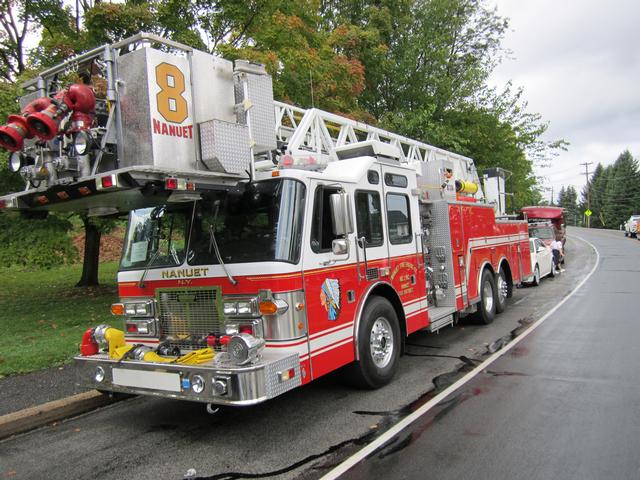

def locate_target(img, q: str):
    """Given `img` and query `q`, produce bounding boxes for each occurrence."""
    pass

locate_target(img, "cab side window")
[386,193,412,244]
[311,186,342,253]
[355,190,383,246]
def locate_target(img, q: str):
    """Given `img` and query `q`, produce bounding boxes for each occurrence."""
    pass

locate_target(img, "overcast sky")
[489,0,640,203]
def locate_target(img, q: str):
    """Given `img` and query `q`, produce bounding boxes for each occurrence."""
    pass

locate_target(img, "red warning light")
[165,178,178,190]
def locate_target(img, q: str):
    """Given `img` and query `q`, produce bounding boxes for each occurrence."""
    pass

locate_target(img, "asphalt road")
[0,229,597,480]
[337,227,640,480]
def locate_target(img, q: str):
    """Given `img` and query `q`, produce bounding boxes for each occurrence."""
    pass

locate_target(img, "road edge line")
[320,235,600,479]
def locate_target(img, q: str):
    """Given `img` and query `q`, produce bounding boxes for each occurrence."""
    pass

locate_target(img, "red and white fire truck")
[0,34,531,406]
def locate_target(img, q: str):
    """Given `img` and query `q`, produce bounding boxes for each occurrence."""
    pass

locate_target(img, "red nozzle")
[0,97,54,151]
[22,97,53,117]
[0,116,30,152]
[80,327,99,356]
[26,84,95,140]
[63,84,95,113]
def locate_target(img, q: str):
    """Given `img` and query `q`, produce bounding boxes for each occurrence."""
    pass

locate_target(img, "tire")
[532,265,541,286]
[346,297,401,389]
[476,268,497,325]
[495,266,509,314]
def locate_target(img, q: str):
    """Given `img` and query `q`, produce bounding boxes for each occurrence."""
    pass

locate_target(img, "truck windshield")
[119,178,306,270]
[120,205,190,270]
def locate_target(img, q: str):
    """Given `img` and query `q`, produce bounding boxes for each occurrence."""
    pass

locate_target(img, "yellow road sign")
[584,209,593,217]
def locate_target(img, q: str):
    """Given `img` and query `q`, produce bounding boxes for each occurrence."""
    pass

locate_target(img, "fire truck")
[0,34,531,407]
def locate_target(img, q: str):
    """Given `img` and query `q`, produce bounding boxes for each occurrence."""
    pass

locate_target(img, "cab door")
[302,180,359,379]
[380,165,427,333]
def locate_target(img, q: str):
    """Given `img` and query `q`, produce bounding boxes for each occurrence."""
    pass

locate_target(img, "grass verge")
[0,262,123,377]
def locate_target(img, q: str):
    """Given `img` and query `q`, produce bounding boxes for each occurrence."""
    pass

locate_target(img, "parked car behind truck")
[623,215,640,238]
[527,237,555,286]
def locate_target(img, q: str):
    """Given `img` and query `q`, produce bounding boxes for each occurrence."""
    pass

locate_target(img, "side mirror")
[330,192,354,236]
[537,246,546,253]
[332,238,349,256]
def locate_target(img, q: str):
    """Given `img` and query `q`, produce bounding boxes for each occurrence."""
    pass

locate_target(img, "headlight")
[223,297,259,317]
[9,152,23,172]
[191,375,205,394]
[120,300,154,317]
[223,302,237,316]
[135,303,150,315]
[227,333,265,365]
[237,302,253,315]
[95,366,105,383]
[73,131,89,155]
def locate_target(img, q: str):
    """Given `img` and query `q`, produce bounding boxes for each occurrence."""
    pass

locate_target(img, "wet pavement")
[0,229,598,480]
[339,227,640,480]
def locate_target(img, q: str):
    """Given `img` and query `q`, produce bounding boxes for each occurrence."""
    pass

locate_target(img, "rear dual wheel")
[495,266,510,314]
[476,268,497,325]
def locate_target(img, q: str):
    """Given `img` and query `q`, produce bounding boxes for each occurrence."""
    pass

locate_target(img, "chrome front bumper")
[74,351,301,406]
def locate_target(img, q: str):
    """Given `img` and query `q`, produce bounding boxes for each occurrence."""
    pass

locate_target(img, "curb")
[0,390,120,440]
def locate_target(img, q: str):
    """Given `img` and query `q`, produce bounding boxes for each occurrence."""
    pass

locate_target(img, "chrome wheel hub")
[497,274,508,302]
[370,317,394,368]
[483,282,494,312]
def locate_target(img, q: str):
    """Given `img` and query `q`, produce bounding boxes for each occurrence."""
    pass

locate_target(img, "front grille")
[156,287,224,351]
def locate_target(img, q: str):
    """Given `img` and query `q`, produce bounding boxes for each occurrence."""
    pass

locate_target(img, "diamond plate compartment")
[199,119,251,174]
[264,354,302,399]
[428,201,456,307]
[234,73,277,154]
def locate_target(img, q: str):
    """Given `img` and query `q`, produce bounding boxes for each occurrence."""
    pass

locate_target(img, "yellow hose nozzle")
[455,180,479,194]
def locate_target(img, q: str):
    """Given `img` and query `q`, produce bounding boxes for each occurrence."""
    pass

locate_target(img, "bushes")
[0,212,77,269]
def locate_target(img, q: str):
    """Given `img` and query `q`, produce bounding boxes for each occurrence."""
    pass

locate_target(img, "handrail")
[22,32,193,90]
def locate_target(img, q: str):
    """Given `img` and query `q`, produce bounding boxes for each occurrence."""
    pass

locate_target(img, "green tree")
[581,163,611,228]
[558,185,578,226]
[0,212,76,268]
[602,150,640,229]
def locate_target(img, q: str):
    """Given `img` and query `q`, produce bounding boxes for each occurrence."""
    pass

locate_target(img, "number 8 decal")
[155,62,188,123]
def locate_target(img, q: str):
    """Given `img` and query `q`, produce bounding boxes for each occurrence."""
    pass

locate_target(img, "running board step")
[428,313,455,333]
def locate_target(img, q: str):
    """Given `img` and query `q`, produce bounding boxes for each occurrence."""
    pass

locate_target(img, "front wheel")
[346,297,401,389]
[476,269,497,325]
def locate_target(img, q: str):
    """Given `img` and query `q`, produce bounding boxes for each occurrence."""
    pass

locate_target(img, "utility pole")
[580,162,593,228]
[550,185,554,205]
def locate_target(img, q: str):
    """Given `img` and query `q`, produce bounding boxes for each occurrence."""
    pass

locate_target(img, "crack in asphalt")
[486,370,529,377]
[189,430,378,480]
